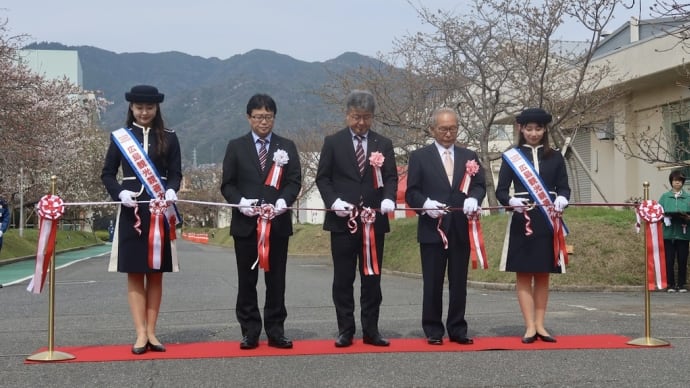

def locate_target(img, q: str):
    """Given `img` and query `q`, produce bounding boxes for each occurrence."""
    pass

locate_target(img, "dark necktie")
[258,138,267,171]
[355,135,365,176]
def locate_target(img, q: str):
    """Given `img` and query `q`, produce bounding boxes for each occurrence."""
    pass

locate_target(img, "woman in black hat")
[495,108,571,344]
[101,85,182,354]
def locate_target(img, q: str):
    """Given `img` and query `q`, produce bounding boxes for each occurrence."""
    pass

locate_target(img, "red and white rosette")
[549,209,569,272]
[459,159,480,195]
[27,195,64,294]
[254,204,276,272]
[467,211,489,269]
[264,149,289,189]
[360,207,380,276]
[147,198,168,270]
[636,200,668,290]
[369,152,385,189]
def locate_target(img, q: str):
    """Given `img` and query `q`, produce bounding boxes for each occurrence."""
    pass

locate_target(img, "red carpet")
[25,334,644,364]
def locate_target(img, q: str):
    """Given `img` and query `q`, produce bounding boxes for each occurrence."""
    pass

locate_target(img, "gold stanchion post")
[627,181,669,347]
[26,175,76,361]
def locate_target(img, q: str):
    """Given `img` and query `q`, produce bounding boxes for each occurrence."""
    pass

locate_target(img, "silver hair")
[346,90,376,113]
[429,107,459,127]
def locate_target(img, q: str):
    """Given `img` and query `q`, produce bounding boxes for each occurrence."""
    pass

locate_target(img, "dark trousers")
[664,239,689,289]
[233,234,289,339]
[420,225,470,339]
[330,231,384,338]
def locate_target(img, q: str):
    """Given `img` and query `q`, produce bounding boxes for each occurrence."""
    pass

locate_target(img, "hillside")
[25,42,385,165]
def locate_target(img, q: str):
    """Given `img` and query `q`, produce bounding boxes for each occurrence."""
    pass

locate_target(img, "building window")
[672,121,690,179]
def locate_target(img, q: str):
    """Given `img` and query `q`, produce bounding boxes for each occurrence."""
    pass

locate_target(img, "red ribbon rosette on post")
[459,159,479,195]
[27,195,65,294]
[254,204,276,272]
[636,200,667,290]
[467,212,489,269]
[360,207,380,276]
[147,199,168,270]
[369,152,385,189]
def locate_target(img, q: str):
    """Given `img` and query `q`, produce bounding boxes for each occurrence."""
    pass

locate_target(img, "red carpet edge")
[24,334,660,364]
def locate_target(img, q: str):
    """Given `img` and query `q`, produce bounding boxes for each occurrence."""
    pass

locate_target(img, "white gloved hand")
[463,197,479,215]
[664,216,672,227]
[238,197,259,217]
[380,199,395,214]
[165,189,177,203]
[553,195,569,212]
[274,198,288,216]
[423,198,447,219]
[0,230,3,238]
[331,198,354,218]
[508,197,529,213]
[118,190,137,208]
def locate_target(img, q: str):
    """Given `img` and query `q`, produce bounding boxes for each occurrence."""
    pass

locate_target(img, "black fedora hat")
[516,108,552,125]
[125,85,164,103]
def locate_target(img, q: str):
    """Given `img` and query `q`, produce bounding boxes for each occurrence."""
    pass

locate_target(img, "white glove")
[664,216,672,227]
[553,196,569,212]
[509,197,529,213]
[0,230,3,238]
[165,189,177,204]
[238,197,259,217]
[274,198,288,216]
[118,190,137,208]
[463,197,479,214]
[331,198,354,218]
[423,198,447,219]
[380,199,395,214]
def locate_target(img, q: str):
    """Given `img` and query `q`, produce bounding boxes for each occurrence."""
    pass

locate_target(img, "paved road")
[1,240,688,387]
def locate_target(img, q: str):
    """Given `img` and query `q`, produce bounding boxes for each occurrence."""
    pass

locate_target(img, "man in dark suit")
[316,90,398,348]
[405,107,486,345]
[221,94,302,350]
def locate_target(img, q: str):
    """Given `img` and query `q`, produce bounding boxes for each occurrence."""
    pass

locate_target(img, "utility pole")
[19,166,24,237]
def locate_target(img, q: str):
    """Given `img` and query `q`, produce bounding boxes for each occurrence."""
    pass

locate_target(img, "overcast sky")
[1,0,650,63]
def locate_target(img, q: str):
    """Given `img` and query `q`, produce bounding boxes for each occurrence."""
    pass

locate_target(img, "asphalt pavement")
[1,240,689,387]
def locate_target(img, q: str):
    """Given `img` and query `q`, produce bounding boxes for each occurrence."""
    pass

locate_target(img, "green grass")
[0,228,103,261]
[2,207,648,287]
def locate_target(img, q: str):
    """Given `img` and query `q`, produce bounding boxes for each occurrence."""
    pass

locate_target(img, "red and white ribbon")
[347,207,360,234]
[467,212,489,269]
[253,204,275,271]
[459,159,480,195]
[637,200,667,290]
[550,210,569,273]
[436,217,449,250]
[133,204,142,235]
[369,152,385,189]
[523,210,533,236]
[360,208,380,276]
[27,195,64,294]
[147,198,168,270]
[264,149,289,189]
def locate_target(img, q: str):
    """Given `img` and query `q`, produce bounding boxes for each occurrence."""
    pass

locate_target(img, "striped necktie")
[258,138,267,171]
[355,135,365,176]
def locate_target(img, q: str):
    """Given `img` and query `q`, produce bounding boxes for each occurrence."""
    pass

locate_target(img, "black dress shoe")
[131,344,147,355]
[240,336,259,350]
[449,336,474,345]
[427,337,443,345]
[334,334,353,348]
[268,336,293,349]
[147,341,166,352]
[363,335,390,347]
[537,333,557,343]
[521,334,537,344]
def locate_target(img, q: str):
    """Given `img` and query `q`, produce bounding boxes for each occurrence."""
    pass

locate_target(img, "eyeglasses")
[348,114,374,122]
[436,126,459,133]
[250,114,275,122]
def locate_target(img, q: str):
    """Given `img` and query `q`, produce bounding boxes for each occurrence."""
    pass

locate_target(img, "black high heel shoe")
[131,344,148,354]
[536,333,557,343]
[521,334,537,344]
[147,341,166,352]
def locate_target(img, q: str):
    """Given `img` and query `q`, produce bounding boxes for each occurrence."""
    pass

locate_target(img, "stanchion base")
[26,350,76,361]
[627,337,670,347]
